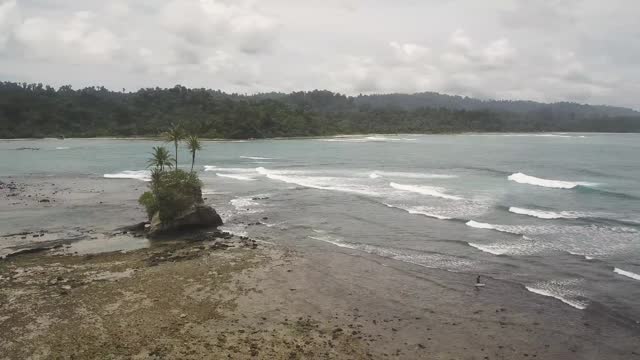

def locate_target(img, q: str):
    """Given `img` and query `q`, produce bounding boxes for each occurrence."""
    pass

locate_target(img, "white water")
[240,156,273,160]
[508,172,594,189]
[369,171,456,179]
[614,268,640,281]
[509,207,580,219]
[390,182,463,200]
[525,285,588,310]
[257,167,380,196]
[468,243,509,255]
[103,170,151,182]
[466,220,497,230]
[384,203,452,220]
[216,173,256,181]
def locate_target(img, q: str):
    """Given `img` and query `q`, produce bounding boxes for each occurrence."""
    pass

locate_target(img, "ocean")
[1,133,639,320]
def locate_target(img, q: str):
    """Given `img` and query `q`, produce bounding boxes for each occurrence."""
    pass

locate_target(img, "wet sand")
[1,176,640,359]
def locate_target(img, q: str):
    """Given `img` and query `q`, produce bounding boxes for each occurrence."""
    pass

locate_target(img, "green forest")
[1,82,639,139]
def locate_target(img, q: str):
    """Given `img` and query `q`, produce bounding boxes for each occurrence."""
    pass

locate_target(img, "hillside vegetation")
[1,82,639,138]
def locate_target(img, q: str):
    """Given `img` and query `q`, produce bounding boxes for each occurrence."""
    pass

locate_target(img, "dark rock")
[148,205,223,238]
[39,199,50,203]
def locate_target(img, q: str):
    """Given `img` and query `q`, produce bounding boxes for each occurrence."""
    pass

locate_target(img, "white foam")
[240,156,273,160]
[308,233,474,271]
[465,220,522,235]
[568,251,595,260]
[230,196,262,214]
[216,173,256,181]
[525,280,588,310]
[468,243,509,255]
[204,166,256,173]
[508,172,594,189]
[465,220,496,230]
[614,268,640,281]
[219,224,248,237]
[509,207,580,220]
[103,170,151,182]
[308,235,357,249]
[370,171,456,179]
[55,146,70,150]
[390,182,463,200]
[384,203,452,220]
[258,167,380,196]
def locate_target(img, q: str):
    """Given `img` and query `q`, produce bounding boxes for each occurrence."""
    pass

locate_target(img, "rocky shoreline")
[2,176,640,359]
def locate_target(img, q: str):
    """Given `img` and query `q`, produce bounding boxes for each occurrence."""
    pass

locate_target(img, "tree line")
[1,82,639,139]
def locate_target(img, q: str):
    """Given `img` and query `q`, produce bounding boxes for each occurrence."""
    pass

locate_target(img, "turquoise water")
[2,133,640,319]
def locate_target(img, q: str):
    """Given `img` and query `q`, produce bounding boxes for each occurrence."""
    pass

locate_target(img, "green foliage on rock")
[138,134,206,224]
[138,191,158,220]
[139,168,203,223]
[156,169,203,222]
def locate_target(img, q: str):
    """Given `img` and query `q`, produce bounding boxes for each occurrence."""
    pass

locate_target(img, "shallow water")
[2,133,640,320]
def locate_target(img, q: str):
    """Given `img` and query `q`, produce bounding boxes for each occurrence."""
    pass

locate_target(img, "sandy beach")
[1,176,640,359]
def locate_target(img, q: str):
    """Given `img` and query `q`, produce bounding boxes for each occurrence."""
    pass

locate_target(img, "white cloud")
[0,0,18,50]
[12,11,121,63]
[159,0,277,54]
[390,42,430,64]
[0,0,637,108]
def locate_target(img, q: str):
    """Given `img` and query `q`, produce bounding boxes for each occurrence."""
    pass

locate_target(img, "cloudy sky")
[1,0,639,108]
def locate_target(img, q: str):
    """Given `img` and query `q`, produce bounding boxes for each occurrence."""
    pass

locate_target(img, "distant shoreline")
[1,131,639,142]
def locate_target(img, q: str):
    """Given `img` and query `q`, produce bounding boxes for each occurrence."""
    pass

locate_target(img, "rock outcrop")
[148,204,223,238]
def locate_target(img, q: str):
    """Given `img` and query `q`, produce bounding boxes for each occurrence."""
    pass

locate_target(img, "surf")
[383,203,452,220]
[103,170,151,182]
[525,285,588,310]
[240,156,273,160]
[216,173,256,181]
[508,172,596,189]
[390,182,463,200]
[613,268,640,281]
[509,207,580,220]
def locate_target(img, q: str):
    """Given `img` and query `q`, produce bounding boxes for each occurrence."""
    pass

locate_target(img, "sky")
[0,0,639,109]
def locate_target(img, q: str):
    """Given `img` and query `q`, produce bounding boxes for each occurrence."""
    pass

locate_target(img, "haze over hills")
[1,81,639,139]
[253,91,640,117]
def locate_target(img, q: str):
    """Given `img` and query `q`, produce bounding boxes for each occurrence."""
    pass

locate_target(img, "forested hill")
[1,82,639,139]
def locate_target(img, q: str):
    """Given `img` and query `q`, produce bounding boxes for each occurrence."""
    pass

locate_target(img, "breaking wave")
[369,171,456,179]
[508,172,596,189]
[468,243,509,255]
[613,268,640,281]
[240,156,273,160]
[465,220,522,235]
[204,166,256,173]
[308,232,474,271]
[525,280,589,310]
[216,173,256,181]
[257,167,380,196]
[103,170,150,182]
[383,203,452,220]
[509,207,581,220]
[390,182,463,200]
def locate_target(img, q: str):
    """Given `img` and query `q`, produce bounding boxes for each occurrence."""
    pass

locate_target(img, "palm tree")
[185,135,202,172]
[147,146,174,172]
[163,124,184,169]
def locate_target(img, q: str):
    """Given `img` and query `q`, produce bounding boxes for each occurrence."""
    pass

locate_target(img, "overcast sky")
[1,0,639,108]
